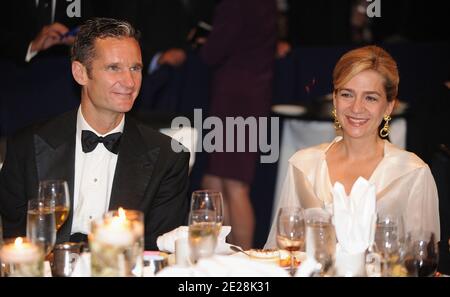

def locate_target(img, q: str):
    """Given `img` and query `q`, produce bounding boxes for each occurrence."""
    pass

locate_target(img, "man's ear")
[72,61,89,86]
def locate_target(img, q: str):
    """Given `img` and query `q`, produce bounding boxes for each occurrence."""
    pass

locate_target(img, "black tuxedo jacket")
[0,109,190,250]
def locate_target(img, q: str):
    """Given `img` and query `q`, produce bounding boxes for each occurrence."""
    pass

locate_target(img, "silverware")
[229,245,250,256]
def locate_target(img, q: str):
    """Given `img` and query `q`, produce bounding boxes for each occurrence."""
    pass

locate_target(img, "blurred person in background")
[198,0,277,249]
[0,0,93,64]
[93,0,190,75]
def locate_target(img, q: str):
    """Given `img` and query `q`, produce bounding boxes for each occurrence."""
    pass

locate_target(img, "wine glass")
[26,198,56,257]
[39,180,70,231]
[305,208,336,276]
[276,207,305,276]
[374,213,405,276]
[191,190,224,236]
[404,230,439,277]
[188,208,219,264]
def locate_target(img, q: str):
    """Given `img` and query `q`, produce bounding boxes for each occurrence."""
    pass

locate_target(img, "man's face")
[82,37,143,115]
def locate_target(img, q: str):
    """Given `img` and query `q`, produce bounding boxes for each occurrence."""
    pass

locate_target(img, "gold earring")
[379,115,391,138]
[332,108,341,130]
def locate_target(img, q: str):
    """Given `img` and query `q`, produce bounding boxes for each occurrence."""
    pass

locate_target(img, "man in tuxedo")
[0,18,190,250]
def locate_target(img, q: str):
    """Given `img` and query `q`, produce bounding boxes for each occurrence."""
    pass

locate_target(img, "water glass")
[305,208,336,276]
[27,198,56,257]
[188,208,218,264]
[375,213,406,276]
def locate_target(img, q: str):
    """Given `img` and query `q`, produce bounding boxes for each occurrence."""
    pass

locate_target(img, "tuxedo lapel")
[109,116,160,211]
[34,110,77,242]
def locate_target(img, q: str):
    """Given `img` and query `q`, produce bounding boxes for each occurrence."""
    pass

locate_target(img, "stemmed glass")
[374,214,405,276]
[404,230,439,277]
[188,191,222,263]
[191,190,224,236]
[305,208,336,276]
[38,180,70,231]
[26,198,56,258]
[276,207,305,276]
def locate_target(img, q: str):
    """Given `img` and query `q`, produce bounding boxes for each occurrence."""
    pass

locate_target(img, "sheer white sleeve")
[404,166,441,241]
[264,163,324,249]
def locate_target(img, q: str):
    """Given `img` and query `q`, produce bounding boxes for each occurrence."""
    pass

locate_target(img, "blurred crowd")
[1,0,448,67]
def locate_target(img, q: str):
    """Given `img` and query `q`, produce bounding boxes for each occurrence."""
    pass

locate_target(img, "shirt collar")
[77,107,125,136]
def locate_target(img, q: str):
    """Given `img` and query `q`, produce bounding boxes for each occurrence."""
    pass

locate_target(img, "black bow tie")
[81,130,122,154]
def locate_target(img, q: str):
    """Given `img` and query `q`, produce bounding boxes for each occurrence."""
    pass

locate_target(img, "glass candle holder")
[89,208,142,277]
[0,237,44,277]
[104,208,144,276]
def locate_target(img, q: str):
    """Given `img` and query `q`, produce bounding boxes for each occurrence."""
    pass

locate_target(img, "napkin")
[294,258,322,277]
[156,255,289,277]
[332,177,376,254]
[156,226,232,254]
[70,253,91,277]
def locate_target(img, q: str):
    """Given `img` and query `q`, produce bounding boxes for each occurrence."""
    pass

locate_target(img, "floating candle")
[0,237,41,264]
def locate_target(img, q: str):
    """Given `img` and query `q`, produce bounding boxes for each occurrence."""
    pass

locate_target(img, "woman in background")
[200,0,276,249]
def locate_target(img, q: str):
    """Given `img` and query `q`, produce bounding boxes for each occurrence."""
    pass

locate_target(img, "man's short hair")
[71,18,140,75]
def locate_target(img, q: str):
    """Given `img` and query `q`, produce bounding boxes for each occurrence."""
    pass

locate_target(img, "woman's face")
[333,69,395,140]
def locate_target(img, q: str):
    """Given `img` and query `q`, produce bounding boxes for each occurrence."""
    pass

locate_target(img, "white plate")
[230,249,307,261]
[271,104,307,116]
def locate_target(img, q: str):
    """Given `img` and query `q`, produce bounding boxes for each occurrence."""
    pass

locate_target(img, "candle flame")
[118,207,126,219]
[109,207,128,228]
[15,237,23,247]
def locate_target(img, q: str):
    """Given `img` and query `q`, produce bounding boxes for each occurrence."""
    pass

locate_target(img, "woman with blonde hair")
[265,45,440,248]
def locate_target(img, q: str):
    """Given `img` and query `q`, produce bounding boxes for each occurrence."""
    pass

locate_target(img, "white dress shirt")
[71,107,125,235]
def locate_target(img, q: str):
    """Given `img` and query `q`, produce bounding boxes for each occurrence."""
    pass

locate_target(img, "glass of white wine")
[26,198,56,257]
[188,191,221,264]
[39,180,70,231]
[276,207,305,276]
[191,190,223,236]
